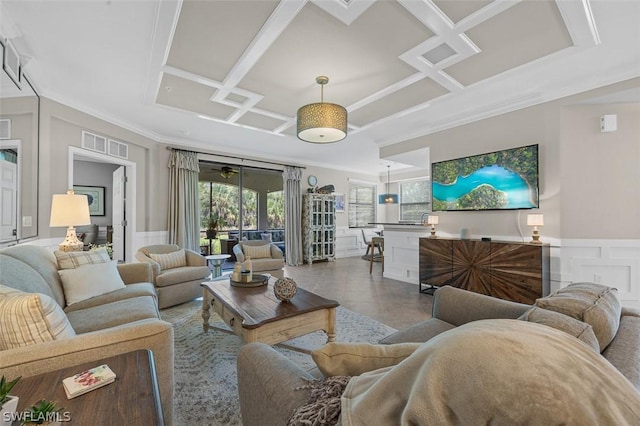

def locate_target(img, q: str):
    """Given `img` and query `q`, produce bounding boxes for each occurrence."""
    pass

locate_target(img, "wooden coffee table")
[201,278,339,346]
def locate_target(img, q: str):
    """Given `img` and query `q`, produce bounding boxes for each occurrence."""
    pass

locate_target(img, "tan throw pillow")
[149,249,187,270]
[243,244,271,259]
[55,248,111,270]
[518,307,599,353]
[311,342,422,377]
[534,283,621,352]
[58,260,126,305]
[0,284,76,350]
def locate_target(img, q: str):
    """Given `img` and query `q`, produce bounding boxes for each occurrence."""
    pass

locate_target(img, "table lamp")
[527,213,544,244]
[427,215,439,238]
[50,189,91,252]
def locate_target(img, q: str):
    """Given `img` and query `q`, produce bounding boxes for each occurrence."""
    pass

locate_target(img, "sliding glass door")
[198,162,284,256]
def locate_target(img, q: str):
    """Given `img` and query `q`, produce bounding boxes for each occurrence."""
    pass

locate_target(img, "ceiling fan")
[220,166,239,179]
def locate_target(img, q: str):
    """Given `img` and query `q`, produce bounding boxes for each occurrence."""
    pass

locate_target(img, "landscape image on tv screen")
[431,144,539,211]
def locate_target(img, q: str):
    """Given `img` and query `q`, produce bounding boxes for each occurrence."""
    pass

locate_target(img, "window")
[400,179,430,222]
[348,181,376,227]
[267,190,284,229]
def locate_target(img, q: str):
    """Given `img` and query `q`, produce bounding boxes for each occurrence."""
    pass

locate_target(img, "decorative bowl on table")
[230,274,270,288]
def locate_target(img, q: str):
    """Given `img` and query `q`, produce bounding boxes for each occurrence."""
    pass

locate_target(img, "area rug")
[160,299,396,425]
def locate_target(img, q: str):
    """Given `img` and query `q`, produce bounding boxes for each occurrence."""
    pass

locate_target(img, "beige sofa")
[233,240,285,278]
[135,244,210,309]
[237,284,640,425]
[0,245,174,424]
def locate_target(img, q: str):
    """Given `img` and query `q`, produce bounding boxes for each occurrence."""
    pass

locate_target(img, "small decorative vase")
[274,277,297,302]
[1,395,19,426]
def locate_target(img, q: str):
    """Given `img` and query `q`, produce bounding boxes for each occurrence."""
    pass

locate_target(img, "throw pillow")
[0,284,76,350]
[260,233,272,242]
[149,249,187,270]
[534,282,621,351]
[55,248,111,270]
[243,244,272,259]
[518,307,599,353]
[311,342,422,377]
[58,260,126,306]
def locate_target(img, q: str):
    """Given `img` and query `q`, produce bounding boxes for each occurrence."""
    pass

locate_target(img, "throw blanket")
[341,319,640,426]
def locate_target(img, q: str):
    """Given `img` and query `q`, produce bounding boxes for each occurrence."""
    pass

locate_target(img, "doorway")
[68,147,136,262]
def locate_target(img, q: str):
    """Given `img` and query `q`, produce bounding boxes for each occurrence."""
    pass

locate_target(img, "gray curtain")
[283,166,303,266]
[168,150,200,251]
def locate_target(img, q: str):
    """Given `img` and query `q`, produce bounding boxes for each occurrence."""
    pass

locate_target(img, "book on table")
[62,364,116,399]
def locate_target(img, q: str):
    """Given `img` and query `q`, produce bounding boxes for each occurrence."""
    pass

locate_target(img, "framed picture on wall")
[74,185,106,216]
[334,193,345,213]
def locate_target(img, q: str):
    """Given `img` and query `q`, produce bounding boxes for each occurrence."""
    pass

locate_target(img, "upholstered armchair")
[233,240,285,278]
[135,244,210,308]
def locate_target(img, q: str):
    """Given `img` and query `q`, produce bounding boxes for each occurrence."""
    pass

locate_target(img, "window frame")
[399,178,431,222]
[347,179,377,228]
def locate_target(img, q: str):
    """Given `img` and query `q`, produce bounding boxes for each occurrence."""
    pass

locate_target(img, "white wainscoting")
[559,239,640,308]
[335,226,369,259]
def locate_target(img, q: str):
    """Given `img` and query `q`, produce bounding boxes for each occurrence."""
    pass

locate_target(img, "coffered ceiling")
[1,0,638,175]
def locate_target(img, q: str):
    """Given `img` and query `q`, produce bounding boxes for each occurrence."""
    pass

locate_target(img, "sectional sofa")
[238,284,640,425]
[0,245,174,424]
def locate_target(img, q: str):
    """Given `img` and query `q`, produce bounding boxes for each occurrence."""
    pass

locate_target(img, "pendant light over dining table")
[297,76,347,143]
[379,165,398,204]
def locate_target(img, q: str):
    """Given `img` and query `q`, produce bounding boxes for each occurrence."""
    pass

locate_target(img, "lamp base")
[430,227,437,238]
[59,226,84,252]
[530,229,542,244]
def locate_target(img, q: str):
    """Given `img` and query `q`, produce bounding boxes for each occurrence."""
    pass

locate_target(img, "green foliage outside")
[198,182,285,254]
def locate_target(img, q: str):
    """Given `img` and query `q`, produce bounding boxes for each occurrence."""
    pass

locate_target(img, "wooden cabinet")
[419,238,550,304]
[302,194,336,264]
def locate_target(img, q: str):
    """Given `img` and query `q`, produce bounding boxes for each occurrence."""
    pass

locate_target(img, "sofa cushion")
[0,285,76,349]
[342,319,640,426]
[58,261,126,306]
[65,295,160,333]
[0,245,66,307]
[518,307,599,353]
[243,243,272,259]
[535,282,621,351]
[155,265,210,287]
[54,248,110,270]
[149,249,187,270]
[64,282,157,313]
[251,258,285,272]
[311,342,421,377]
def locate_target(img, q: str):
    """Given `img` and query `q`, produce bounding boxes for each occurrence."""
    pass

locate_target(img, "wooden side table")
[10,350,164,425]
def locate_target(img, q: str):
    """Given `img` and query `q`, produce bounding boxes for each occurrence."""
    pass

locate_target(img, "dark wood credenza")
[419,238,550,304]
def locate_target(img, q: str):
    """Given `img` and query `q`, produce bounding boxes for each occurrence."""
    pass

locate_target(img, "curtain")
[283,166,303,266]
[168,150,200,251]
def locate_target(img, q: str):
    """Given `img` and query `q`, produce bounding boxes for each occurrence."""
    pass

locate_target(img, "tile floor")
[282,256,433,330]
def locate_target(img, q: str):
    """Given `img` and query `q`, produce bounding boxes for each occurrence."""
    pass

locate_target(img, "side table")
[9,350,164,425]
[205,254,231,278]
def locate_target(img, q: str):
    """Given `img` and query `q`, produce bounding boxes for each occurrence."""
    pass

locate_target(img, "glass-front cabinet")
[302,193,335,264]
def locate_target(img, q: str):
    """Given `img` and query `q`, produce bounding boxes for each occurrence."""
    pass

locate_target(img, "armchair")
[135,244,210,308]
[233,240,284,278]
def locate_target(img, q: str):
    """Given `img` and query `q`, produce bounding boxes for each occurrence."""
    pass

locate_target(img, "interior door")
[112,166,126,262]
[0,158,18,241]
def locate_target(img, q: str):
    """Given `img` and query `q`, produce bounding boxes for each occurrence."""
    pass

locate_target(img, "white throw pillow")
[243,244,271,259]
[59,260,126,306]
[149,249,187,270]
[0,284,76,350]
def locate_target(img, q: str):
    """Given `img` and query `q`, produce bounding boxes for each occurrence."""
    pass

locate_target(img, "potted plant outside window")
[1,376,21,426]
[206,216,219,240]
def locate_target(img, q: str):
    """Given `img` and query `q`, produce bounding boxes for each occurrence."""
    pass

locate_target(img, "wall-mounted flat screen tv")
[431,144,539,211]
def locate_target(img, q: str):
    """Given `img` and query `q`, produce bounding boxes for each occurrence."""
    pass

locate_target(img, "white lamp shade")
[50,190,91,227]
[527,214,544,227]
[427,215,439,225]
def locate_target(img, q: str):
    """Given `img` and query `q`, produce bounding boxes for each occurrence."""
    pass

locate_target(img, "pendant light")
[297,76,347,143]
[378,165,398,204]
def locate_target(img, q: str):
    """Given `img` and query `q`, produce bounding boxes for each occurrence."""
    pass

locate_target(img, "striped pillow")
[149,249,187,270]
[243,244,272,259]
[55,248,111,270]
[0,285,76,350]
